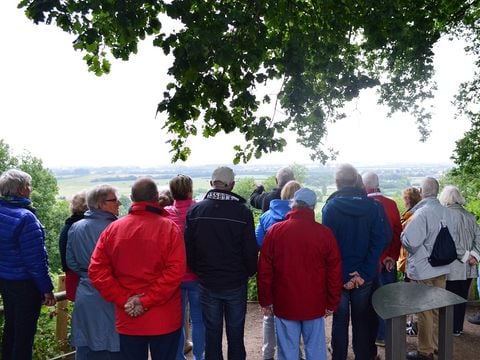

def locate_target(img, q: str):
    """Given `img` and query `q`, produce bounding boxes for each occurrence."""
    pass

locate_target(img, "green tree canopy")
[17,0,480,163]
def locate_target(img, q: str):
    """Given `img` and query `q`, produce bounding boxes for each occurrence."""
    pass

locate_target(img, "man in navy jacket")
[185,166,258,360]
[322,164,389,360]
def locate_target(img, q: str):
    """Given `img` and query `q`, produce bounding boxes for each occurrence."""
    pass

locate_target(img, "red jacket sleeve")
[382,203,402,261]
[89,228,131,307]
[257,231,274,307]
[324,228,343,311]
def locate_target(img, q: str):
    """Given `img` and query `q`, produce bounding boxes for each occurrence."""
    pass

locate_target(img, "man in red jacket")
[257,188,343,360]
[89,177,186,360]
[362,171,402,350]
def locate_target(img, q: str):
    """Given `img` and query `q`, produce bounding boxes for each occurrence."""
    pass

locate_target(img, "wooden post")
[55,274,69,352]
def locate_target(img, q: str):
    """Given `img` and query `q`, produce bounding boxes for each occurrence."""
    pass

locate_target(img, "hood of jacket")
[268,199,292,221]
[325,187,372,218]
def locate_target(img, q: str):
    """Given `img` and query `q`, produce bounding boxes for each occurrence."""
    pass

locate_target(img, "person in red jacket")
[257,188,343,360]
[89,177,186,360]
[362,171,402,350]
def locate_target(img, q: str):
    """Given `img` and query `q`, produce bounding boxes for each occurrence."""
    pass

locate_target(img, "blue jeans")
[374,266,397,341]
[275,316,326,360]
[0,279,42,360]
[199,284,247,360]
[119,329,181,360]
[331,281,374,360]
[176,281,205,360]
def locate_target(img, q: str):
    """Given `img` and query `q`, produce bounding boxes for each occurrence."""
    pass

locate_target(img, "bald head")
[131,177,159,203]
[335,163,358,189]
[362,172,379,191]
[421,177,439,198]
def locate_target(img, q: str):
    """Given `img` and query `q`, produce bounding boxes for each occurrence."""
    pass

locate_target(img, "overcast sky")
[0,3,475,169]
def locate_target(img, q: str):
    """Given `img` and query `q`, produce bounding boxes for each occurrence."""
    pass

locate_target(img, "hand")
[261,305,273,316]
[43,292,56,306]
[124,294,145,317]
[468,255,478,266]
[383,257,395,272]
[255,184,265,193]
[348,272,365,288]
[343,280,355,290]
[325,309,334,317]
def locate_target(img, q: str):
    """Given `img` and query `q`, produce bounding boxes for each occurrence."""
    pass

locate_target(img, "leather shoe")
[406,350,433,360]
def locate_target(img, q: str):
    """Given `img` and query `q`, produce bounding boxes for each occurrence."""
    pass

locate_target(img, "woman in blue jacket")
[0,169,56,360]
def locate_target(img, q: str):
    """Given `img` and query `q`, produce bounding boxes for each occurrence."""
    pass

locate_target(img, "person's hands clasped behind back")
[124,294,145,317]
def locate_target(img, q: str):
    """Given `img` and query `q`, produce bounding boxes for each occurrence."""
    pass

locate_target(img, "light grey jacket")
[444,203,480,281]
[401,197,453,281]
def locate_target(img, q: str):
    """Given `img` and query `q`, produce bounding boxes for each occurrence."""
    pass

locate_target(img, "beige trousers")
[415,275,447,355]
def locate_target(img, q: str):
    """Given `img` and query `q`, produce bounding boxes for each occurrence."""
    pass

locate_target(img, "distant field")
[56,175,213,199]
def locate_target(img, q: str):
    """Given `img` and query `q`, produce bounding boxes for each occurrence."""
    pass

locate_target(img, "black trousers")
[446,278,472,332]
[0,279,42,360]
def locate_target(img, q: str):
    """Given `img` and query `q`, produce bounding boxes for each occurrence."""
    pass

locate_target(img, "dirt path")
[187,303,480,359]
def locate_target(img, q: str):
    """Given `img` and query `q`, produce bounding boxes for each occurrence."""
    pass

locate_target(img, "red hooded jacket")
[89,202,186,335]
[257,207,343,320]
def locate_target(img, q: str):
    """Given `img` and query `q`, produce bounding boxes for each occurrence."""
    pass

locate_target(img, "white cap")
[211,166,235,186]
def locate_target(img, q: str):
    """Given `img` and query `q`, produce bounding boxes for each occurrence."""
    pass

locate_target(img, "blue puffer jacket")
[255,199,291,247]
[0,196,54,293]
[322,187,390,283]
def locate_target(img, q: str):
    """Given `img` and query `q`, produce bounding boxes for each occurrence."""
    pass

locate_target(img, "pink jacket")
[165,199,197,282]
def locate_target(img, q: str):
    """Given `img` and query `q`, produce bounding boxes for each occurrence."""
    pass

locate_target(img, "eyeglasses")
[105,198,121,203]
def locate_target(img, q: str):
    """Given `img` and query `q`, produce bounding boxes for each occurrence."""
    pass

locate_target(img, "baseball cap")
[211,166,235,185]
[293,188,317,207]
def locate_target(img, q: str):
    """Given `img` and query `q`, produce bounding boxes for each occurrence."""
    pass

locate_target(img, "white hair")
[335,163,358,189]
[276,167,295,187]
[362,172,379,190]
[86,184,118,209]
[421,177,439,198]
[0,169,32,197]
[439,185,465,206]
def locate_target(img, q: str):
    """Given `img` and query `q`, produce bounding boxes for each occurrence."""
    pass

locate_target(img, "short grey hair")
[276,167,295,187]
[290,199,316,210]
[86,184,118,210]
[362,172,379,190]
[439,185,465,206]
[70,190,88,215]
[421,177,439,198]
[131,177,158,202]
[335,163,358,189]
[0,169,32,197]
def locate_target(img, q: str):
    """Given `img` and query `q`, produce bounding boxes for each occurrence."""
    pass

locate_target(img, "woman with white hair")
[0,169,56,359]
[439,185,480,336]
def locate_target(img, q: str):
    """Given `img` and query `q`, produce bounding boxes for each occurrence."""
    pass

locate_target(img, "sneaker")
[453,330,462,336]
[375,339,385,347]
[406,320,418,336]
[406,350,434,360]
[467,312,480,325]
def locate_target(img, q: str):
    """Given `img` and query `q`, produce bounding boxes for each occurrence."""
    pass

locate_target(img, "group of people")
[0,164,479,360]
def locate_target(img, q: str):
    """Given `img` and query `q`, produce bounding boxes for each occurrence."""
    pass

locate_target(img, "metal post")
[385,315,406,360]
[438,305,454,360]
